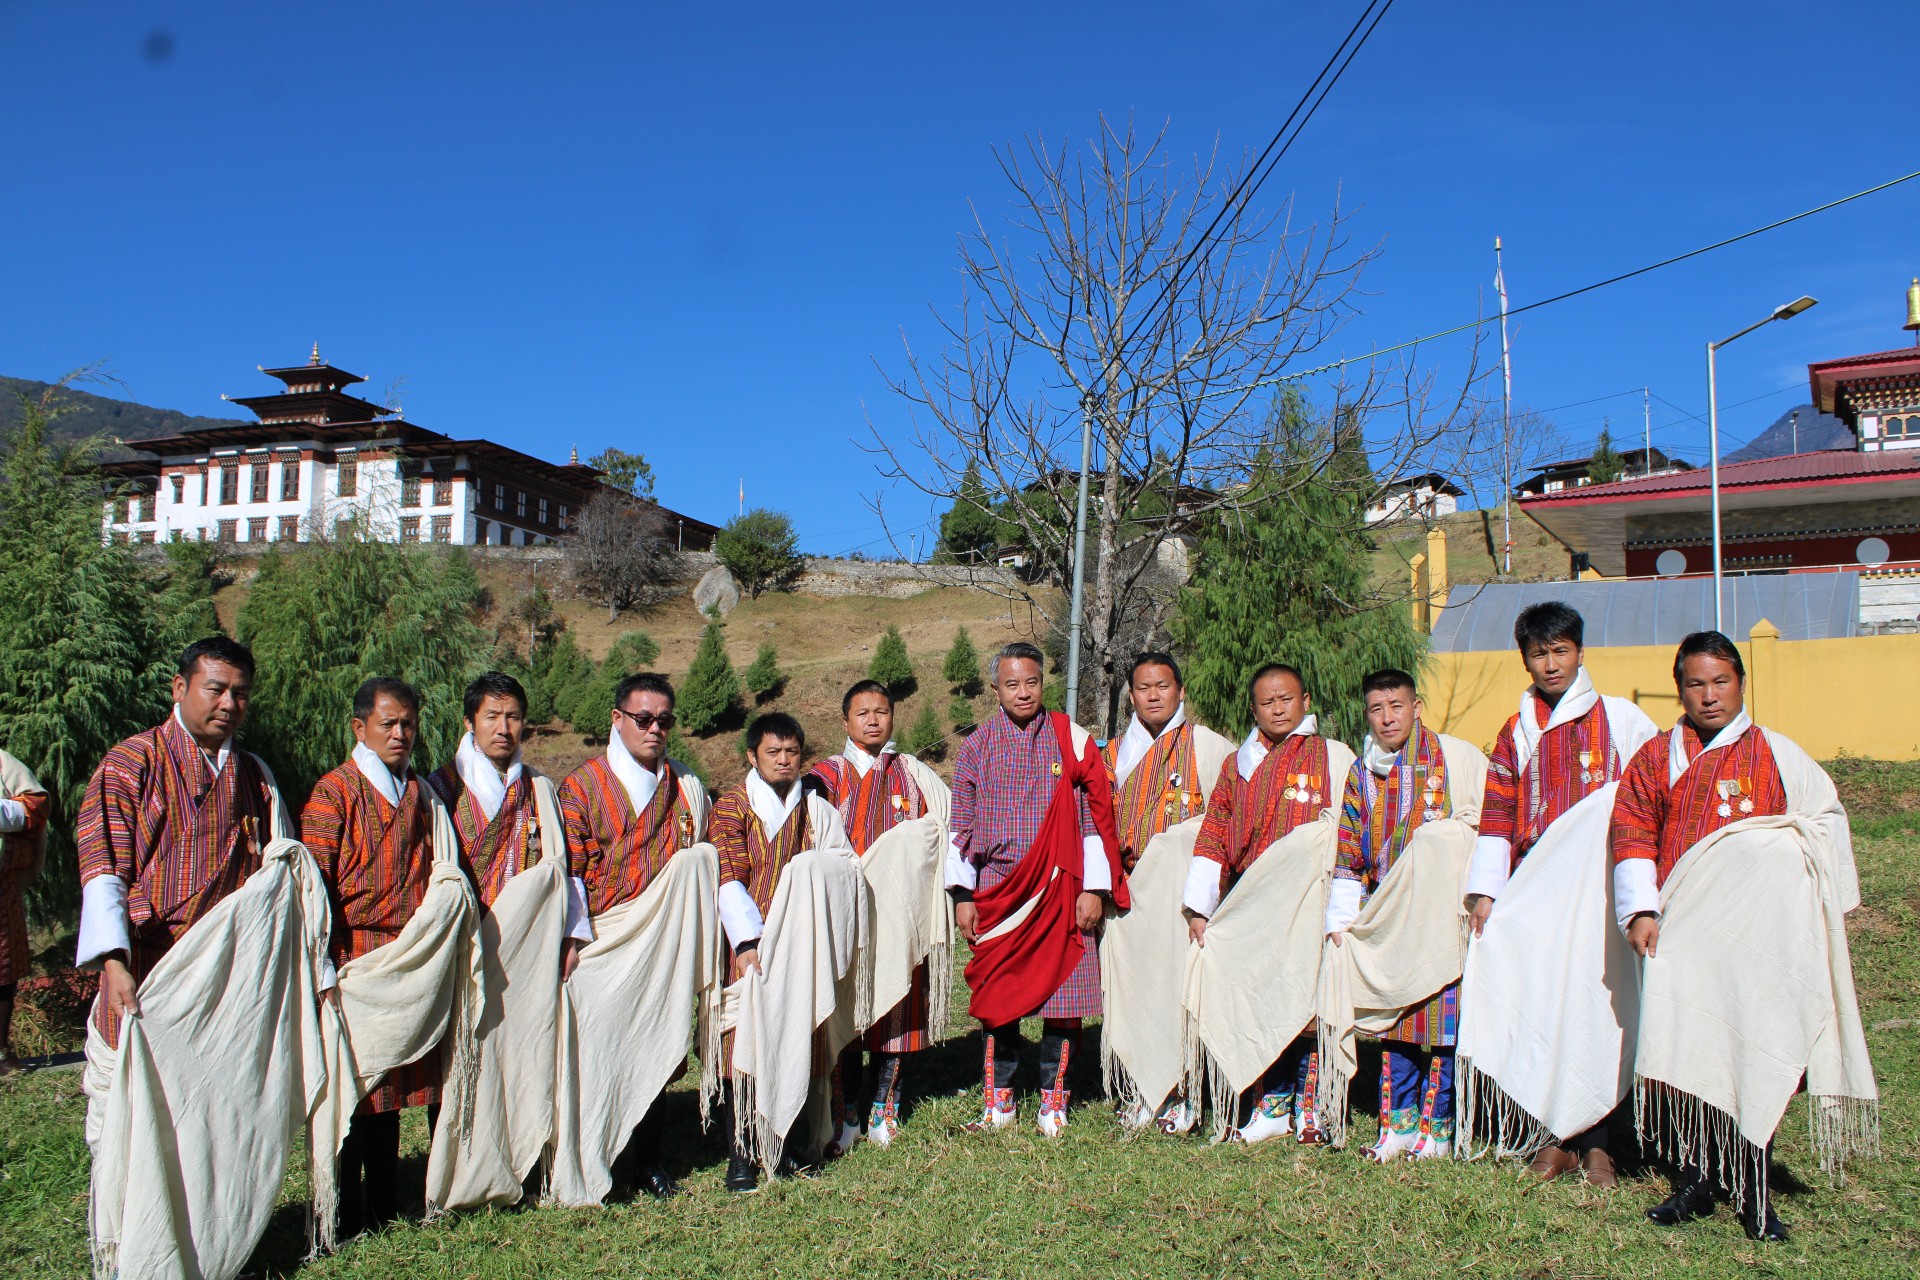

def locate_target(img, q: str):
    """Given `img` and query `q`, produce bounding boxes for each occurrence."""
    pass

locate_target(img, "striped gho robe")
[426,763,546,910]
[558,756,702,916]
[0,753,50,990]
[1334,724,1458,1049]
[808,747,929,1053]
[76,715,277,1048]
[1481,700,1624,867]
[1610,717,1787,892]
[1190,732,1333,908]
[303,760,441,1113]
[1102,723,1209,869]
[711,784,814,923]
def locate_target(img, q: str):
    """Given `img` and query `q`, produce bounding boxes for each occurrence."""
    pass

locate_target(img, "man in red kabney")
[946,642,1125,1138]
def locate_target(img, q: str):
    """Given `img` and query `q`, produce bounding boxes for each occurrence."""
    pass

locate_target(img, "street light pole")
[1704,296,1818,633]
[1064,392,1095,722]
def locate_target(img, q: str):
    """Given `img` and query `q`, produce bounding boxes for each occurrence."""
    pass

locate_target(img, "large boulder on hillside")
[693,564,741,616]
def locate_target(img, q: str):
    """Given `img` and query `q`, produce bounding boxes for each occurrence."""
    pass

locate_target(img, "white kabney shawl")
[1096,723,1234,1121]
[855,754,954,1050]
[548,852,723,1205]
[309,788,482,1252]
[1181,737,1355,1140]
[724,796,871,1173]
[85,770,328,1280]
[548,772,719,1209]
[1314,733,1486,1147]
[1633,728,1877,1211]
[424,774,571,1213]
[1457,783,1641,1156]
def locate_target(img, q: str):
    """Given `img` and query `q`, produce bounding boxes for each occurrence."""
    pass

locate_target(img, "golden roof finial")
[570,444,579,464]
[310,341,322,366]
[1904,278,1920,335]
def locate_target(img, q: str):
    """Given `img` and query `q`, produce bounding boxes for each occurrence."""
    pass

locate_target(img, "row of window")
[481,479,568,529]
[399,476,456,508]
[399,516,457,542]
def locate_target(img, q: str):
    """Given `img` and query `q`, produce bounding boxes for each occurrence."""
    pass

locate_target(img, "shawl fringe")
[1455,1054,1555,1162]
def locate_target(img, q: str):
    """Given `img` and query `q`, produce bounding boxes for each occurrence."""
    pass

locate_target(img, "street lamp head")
[1773,296,1818,321]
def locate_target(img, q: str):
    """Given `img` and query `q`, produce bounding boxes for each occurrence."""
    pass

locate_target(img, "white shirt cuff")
[1465,836,1514,901]
[944,836,977,892]
[1325,878,1363,935]
[718,880,765,950]
[318,957,338,992]
[0,797,26,832]
[1614,859,1661,933]
[1182,858,1222,918]
[77,875,131,970]
[564,875,594,942]
[1081,834,1112,893]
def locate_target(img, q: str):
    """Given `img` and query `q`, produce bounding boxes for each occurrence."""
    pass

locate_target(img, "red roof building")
[1521,313,1920,579]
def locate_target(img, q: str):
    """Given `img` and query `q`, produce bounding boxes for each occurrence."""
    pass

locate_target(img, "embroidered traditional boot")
[1155,1096,1196,1135]
[1236,1091,1295,1145]
[964,1033,1017,1132]
[867,1053,904,1147]
[1037,1088,1071,1138]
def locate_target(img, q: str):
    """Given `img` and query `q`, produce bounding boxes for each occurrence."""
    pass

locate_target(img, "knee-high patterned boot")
[965,1027,1016,1132]
[868,1053,905,1146]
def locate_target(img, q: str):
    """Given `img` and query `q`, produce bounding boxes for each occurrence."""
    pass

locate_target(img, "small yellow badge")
[1050,761,1062,777]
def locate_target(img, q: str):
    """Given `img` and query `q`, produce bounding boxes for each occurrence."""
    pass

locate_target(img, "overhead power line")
[1115,0,1397,358]
[1199,166,1920,402]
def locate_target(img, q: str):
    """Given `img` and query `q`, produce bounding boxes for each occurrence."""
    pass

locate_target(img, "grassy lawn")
[4,765,1916,1279]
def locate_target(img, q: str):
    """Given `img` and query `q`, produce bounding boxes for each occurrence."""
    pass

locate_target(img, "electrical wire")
[1195,166,1920,401]
[1113,0,1397,359]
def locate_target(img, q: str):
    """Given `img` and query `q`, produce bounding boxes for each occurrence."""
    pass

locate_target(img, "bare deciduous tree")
[867,114,1483,731]
[564,489,676,622]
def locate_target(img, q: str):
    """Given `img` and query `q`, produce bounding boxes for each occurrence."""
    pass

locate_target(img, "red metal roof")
[1519,447,1920,505]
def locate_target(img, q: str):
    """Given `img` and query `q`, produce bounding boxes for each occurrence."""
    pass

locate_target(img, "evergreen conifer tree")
[236,540,491,797]
[868,624,915,695]
[905,698,945,760]
[941,626,981,694]
[744,642,783,701]
[678,618,741,735]
[935,462,1003,563]
[531,630,593,726]
[948,692,977,732]
[1588,425,1626,485]
[0,388,169,925]
[1172,396,1426,743]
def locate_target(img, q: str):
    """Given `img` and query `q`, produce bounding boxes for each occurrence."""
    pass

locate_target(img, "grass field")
[4,762,1915,1279]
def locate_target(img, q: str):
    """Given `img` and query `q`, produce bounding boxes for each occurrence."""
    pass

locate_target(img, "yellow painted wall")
[1421,625,1920,761]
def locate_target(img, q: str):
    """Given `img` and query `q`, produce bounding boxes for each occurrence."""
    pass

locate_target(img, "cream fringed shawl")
[1098,726,1234,1123]
[309,793,482,1253]
[1180,739,1355,1140]
[1314,734,1486,1148]
[547,841,725,1208]
[858,755,953,1049]
[424,776,571,1212]
[724,817,871,1174]
[85,778,330,1280]
[1456,784,1637,1157]
[1634,730,1876,1215]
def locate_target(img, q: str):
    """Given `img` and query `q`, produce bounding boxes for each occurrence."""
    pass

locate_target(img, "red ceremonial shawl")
[964,712,1125,1027]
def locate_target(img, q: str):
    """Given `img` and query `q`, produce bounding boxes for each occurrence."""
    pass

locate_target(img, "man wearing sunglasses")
[553,673,713,1204]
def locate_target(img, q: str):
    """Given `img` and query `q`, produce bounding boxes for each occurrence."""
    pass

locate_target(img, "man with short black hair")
[304,676,472,1238]
[421,672,577,1211]
[710,712,860,1190]
[1457,601,1656,1186]
[807,680,951,1150]
[947,641,1123,1138]
[1610,631,1874,1243]
[1098,651,1232,1134]
[1183,663,1354,1144]
[551,670,712,1205]
[77,636,281,1050]
[1322,668,1486,1161]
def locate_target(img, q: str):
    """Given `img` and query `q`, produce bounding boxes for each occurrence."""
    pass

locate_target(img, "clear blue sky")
[3,1,1916,552]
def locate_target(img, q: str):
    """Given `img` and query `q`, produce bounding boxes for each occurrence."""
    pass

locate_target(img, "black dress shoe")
[725,1152,759,1193]
[636,1165,681,1200]
[1646,1179,1717,1227]
[1742,1204,1789,1242]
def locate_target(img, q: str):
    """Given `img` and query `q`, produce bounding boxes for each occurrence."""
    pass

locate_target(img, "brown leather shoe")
[1581,1147,1618,1188]
[1527,1146,1579,1181]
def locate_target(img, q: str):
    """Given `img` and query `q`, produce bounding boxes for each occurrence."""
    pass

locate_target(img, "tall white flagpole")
[1495,237,1515,574]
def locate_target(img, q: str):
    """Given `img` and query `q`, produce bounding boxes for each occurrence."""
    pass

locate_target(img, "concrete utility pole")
[1495,237,1514,575]
[1643,387,1653,476]
[1064,392,1095,721]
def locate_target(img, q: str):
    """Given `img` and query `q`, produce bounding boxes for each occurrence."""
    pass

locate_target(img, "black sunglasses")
[615,708,676,731]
